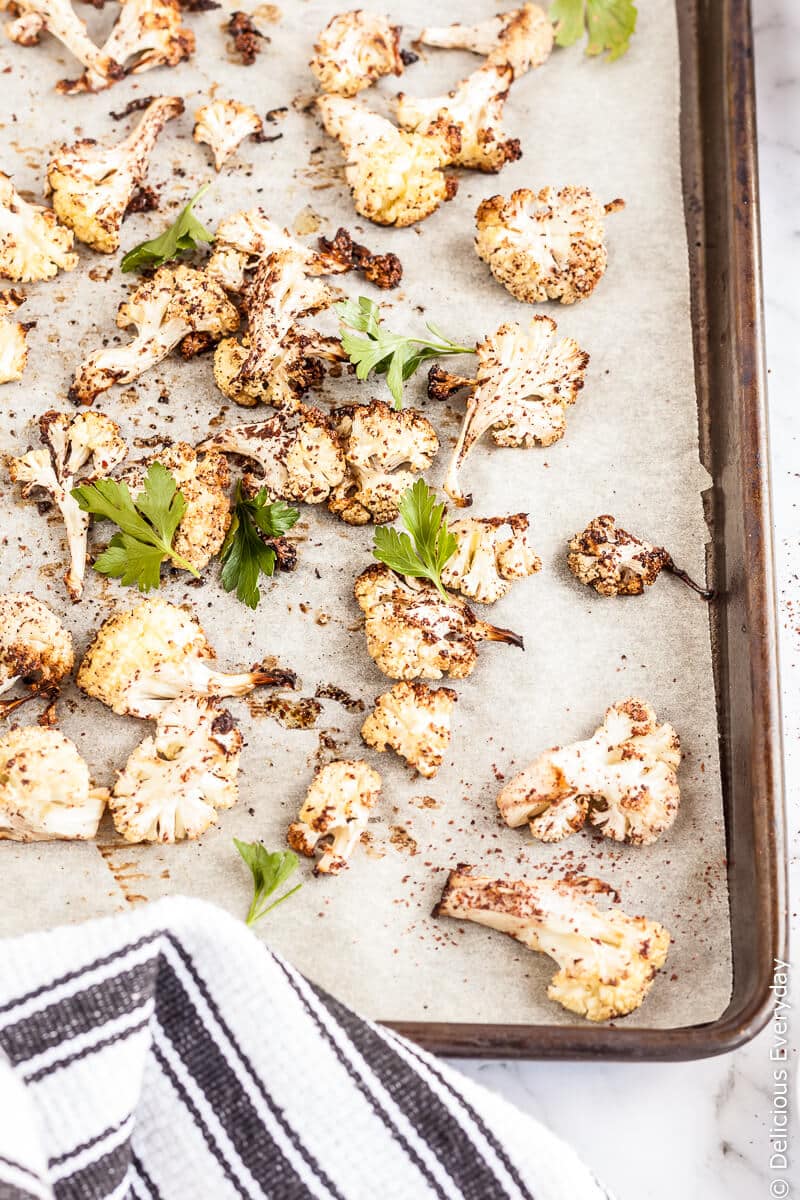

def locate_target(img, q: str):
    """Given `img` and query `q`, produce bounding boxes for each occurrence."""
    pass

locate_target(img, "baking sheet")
[0,0,732,1027]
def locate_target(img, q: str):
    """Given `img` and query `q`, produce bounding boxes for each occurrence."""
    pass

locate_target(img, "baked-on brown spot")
[227,10,266,63]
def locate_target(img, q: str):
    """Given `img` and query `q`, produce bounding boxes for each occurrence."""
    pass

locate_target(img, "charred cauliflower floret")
[361,681,456,778]
[200,406,346,504]
[434,866,670,1022]
[193,99,264,172]
[65,0,194,93]
[77,597,294,718]
[8,410,127,601]
[0,172,77,283]
[498,699,682,846]
[430,315,589,506]
[354,563,523,681]
[1,0,123,93]
[396,63,521,174]
[441,513,541,603]
[475,186,625,304]
[110,696,242,843]
[420,4,553,78]
[120,443,230,572]
[287,758,382,875]
[315,226,402,290]
[568,514,712,599]
[328,400,439,525]
[0,592,74,719]
[317,94,459,227]
[310,9,404,97]
[70,265,239,404]
[46,96,183,253]
[0,726,107,841]
[0,289,28,382]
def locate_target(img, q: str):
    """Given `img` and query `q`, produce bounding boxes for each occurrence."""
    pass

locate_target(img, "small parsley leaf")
[234,839,301,927]
[550,0,637,60]
[121,184,215,273]
[71,462,198,591]
[373,479,457,601]
[336,296,474,409]
[219,483,299,609]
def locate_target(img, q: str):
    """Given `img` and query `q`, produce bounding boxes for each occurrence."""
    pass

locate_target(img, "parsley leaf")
[71,462,199,591]
[219,483,299,610]
[121,183,215,273]
[336,296,474,409]
[550,0,637,60]
[373,479,457,601]
[234,839,301,927]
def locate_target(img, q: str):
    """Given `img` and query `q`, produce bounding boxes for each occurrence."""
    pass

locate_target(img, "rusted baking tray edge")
[387,0,788,1061]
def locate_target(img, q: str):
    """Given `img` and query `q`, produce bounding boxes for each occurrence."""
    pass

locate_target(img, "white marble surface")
[447,3,800,1196]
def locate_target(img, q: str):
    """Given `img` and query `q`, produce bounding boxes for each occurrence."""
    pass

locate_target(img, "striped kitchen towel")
[0,898,611,1200]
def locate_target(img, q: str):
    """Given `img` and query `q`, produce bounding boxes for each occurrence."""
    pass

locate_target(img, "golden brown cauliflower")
[0,172,77,282]
[0,592,74,719]
[568,514,712,598]
[110,696,242,843]
[497,699,682,846]
[328,400,439,525]
[441,513,541,603]
[354,563,523,681]
[64,0,194,93]
[77,597,294,718]
[193,99,264,172]
[0,289,28,382]
[420,4,553,78]
[0,726,108,841]
[1,0,124,93]
[434,866,670,1022]
[317,94,459,227]
[475,186,625,304]
[287,758,382,875]
[361,681,456,778]
[310,9,404,97]
[429,315,589,506]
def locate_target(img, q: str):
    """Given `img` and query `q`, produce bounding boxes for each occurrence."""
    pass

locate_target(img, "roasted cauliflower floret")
[430,315,589,505]
[0,592,74,719]
[434,866,670,1022]
[110,696,242,843]
[396,63,521,174]
[0,172,77,283]
[8,410,127,600]
[70,265,239,404]
[420,4,553,78]
[498,699,682,846]
[77,597,294,718]
[0,289,28,382]
[193,99,264,171]
[316,226,402,290]
[200,406,346,504]
[1,0,123,93]
[120,443,230,572]
[46,96,183,253]
[475,186,625,304]
[214,327,346,410]
[328,400,439,525]
[361,681,456,778]
[287,758,382,875]
[354,563,523,681]
[66,0,194,93]
[310,9,404,97]
[0,726,107,841]
[441,513,541,603]
[568,514,712,599]
[317,94,459,227]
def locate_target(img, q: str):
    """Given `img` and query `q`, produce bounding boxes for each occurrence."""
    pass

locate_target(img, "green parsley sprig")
[234,840,302,927]
[550,0,637,61]
[121,184,214,273]
[373,479,457,601]
[72,462,198,592]
[336,296,474,410]
[219,483,300,610]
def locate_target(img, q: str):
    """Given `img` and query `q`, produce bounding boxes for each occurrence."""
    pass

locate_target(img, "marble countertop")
[448,3,800,1196]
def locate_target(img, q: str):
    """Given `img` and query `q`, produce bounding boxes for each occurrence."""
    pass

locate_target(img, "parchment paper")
[0,0,732,1027]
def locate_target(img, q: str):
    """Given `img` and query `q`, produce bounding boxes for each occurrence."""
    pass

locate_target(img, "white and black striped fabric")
[0,898,611,1200]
